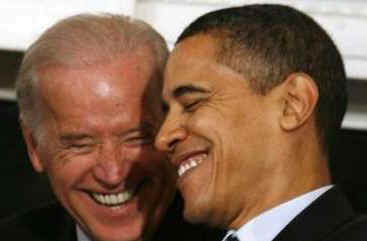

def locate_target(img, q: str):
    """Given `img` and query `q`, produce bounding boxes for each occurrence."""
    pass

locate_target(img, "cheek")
[187,108,249,180]
[43,150,94,193]
[46,161,83,192]
[189,102,244,132]
[187,109,219,137]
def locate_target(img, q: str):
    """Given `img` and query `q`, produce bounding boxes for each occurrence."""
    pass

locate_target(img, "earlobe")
[280,73,319,131]
[20,119,45,173]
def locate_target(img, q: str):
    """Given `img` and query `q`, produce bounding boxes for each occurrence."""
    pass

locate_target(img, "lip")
[171,150,208,168]
[90,190,135,206]
[82,178,150,205]
[77,179,152,217]
[80,189,139,218]
[83,177,150,193]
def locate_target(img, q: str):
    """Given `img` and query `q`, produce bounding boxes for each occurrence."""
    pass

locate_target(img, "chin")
[182,199,209,225]
[183,195,224,228]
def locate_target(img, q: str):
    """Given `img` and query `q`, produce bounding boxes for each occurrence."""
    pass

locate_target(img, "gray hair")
[16,13,168,132]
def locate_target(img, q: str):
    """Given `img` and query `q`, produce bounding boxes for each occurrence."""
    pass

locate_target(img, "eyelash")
[183,100,201,112]
[67,143,94,154]
[124,130,155,146]
[71,143,89,148]
[127,135,153,144]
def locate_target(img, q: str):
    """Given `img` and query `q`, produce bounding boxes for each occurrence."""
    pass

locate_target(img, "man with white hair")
[0,13,221,241]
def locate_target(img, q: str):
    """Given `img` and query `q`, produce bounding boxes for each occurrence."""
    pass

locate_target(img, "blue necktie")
[226,234,240,241]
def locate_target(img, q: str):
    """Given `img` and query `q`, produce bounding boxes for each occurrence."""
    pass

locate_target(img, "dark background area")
[0,50,55,218]
[1,100,54,218]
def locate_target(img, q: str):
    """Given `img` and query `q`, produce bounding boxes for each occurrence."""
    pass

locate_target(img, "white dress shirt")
[76,225,91,241]
[222,185,333,241]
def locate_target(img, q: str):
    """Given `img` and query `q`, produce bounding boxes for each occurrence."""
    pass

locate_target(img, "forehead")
[168,34,218,71]
[44,49,157,91]
[173,34,218,57]
[164,34,246,96]
[164,35,218,86]
[37,51,161,120]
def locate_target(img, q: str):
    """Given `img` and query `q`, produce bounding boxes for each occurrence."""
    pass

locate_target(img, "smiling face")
[23,48,176,241]
[155,34,283,228]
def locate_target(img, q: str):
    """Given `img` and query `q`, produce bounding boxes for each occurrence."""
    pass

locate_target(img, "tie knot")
[226,234,240,241]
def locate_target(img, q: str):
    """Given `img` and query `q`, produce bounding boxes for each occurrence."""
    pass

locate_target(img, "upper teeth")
[178,154,206,177]
[92,190,134,206]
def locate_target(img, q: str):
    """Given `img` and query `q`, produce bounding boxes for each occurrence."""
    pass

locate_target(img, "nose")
[155,112,187,153]
[92,142,129,187]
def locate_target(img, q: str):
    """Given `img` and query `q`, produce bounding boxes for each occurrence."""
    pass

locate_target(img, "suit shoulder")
[0,202,75,241]
[327,214,367,241]
[153,195,225,241]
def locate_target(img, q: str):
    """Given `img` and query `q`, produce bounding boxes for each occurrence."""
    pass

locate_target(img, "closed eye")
[64,142,96,154]
[183,99,201,112]
[126,135,154,146]
[123,125,155,147]
[60,134,96,153]
[172,84,209,113]
[70,143,89,148]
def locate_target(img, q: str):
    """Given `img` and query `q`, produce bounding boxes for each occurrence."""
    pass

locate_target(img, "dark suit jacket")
[0,195,224,241]
[274,187,367,241]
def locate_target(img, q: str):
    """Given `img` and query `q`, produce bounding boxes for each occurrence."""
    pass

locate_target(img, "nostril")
[156,123,187,151]
[167,138,180,152]
[155,134,179,152]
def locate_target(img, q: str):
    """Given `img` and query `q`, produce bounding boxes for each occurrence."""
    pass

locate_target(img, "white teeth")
[117,193,123,203]
[178,154,207,177]
[92,189,134,206]
[111,195,117,203]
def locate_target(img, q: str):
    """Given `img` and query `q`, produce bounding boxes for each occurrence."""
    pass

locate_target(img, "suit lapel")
[273,187,355,241]
[152,195,225,241]
[52,205,77,241]
[58,217,77,241]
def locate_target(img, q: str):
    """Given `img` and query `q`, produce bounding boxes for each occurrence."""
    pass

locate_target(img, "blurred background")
[1,0,367,218]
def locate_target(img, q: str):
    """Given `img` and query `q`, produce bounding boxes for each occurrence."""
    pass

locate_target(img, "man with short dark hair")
[155,4,367,241]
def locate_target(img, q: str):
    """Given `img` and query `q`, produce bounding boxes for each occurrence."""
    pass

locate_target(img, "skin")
[22,47,176,241]
[155,34,330,229]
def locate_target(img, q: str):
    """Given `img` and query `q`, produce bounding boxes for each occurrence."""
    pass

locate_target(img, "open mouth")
[89,180,149,207]
[178,153,207,177]
[91,190,135,206]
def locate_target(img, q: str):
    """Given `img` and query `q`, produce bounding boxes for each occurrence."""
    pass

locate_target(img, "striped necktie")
[225,234,240,241]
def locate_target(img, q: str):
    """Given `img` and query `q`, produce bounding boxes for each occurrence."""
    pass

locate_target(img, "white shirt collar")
[223,185,333,241]
[76,225,92,241]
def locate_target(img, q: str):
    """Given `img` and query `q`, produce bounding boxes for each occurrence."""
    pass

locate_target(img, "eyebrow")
[172,84,209,98]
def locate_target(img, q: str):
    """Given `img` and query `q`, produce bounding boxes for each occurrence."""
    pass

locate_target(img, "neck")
[229,131,330,229]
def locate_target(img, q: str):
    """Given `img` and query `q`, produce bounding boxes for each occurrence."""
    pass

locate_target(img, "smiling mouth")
[90,180,148,207]
[91,190,135,206]
[178,154,207,177]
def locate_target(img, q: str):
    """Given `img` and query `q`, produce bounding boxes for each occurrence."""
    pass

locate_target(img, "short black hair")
[176,4,347,155]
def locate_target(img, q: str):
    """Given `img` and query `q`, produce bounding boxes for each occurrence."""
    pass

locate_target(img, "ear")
[279,73,319,131]
[20,118,45,173]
